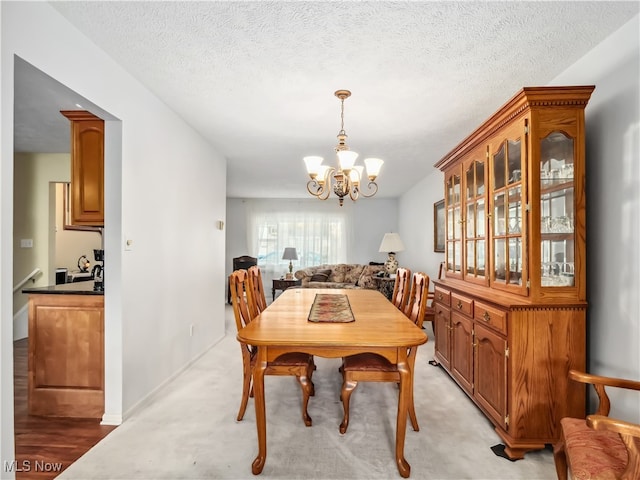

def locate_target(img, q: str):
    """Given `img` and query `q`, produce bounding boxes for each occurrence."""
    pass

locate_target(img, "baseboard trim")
[101,413,123,426]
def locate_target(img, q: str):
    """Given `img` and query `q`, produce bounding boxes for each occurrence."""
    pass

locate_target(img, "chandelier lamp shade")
[304,90,384,206]
[378,233,405,275]
[282,247,299,274]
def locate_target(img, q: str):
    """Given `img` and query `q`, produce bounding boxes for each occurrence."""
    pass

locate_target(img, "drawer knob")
[457,300,463,309]
[483,311,491,322]
[438,293,443,300]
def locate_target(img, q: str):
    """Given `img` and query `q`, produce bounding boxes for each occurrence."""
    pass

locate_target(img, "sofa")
[294,263,385,290]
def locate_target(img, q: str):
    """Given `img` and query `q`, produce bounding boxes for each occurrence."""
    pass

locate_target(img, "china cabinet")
[433,86,594,459]
[61,110,104,226]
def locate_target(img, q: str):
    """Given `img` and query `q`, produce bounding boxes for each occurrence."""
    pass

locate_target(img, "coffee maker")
[91,249,104,291]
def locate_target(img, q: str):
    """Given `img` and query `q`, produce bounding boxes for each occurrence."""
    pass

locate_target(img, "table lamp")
[282,247,298,279]
[378,233,405,276]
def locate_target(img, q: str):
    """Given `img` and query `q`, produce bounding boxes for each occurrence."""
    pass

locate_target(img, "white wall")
[398,169,446,280]
[1,2,227,471]
[549,15,640,421]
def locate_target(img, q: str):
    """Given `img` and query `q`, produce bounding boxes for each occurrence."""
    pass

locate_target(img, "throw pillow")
[358,265,385,289]
[310,269,332,282]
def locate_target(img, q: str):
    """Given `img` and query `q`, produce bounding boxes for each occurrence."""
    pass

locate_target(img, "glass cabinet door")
[491,126,526,293]
[446,170,462,276]
[540,131,575,287]
[464,156,487,283]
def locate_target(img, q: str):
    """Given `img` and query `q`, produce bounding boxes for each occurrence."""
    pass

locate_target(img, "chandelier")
[304,90,384,206]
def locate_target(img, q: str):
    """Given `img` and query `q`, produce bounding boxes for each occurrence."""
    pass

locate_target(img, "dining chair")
[247,265,268,319]
[553,369,640,480]
[391,267,412,311]
[228,255,257,303]
[339,271,430,434]
[423,261,445,332]
[229,269,315,427]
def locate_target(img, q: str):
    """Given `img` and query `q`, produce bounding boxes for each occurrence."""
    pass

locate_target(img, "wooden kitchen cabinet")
[433,86,593,459]
[60,110,104,226]
[27,290,104,418]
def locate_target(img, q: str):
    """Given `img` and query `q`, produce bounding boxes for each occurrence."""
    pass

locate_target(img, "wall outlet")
[20,239,33,248]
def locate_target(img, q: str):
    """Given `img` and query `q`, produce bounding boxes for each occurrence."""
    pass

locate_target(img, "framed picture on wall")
[434,199,445,253]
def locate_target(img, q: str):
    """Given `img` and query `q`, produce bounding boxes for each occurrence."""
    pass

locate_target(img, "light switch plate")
[20,239,33,248]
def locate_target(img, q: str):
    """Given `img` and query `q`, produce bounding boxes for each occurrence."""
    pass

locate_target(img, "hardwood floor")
[13,338,116,479]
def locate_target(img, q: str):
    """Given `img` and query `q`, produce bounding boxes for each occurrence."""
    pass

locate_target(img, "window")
[248,204,348,278]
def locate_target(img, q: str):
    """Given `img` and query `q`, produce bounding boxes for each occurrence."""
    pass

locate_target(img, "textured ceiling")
[14,1,639,198]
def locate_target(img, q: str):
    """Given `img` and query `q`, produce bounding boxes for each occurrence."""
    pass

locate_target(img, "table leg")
[395,354,411,478]
[272,287,276,302]
[251,348,268,475]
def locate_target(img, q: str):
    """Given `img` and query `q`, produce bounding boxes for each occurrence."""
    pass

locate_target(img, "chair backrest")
[247,265,267,318]
[229,270,255,333]
[425,261,444,315]
[391,268,412,311]
[404,272,430,329]
[437,261,445,280]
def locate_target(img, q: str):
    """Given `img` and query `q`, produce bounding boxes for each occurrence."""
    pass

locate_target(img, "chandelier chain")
[340,97,345,135]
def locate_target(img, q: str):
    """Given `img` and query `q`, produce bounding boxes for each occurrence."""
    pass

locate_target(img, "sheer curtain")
[246,200,348,284]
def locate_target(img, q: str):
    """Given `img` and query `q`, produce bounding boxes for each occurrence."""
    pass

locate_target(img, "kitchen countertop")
[23,280,103,295]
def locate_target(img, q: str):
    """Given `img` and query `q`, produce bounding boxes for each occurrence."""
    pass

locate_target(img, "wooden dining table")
[236,287,428,478]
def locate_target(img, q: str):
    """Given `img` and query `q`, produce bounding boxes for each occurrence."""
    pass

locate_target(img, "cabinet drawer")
[474,301,507,335]
[434,286,451,306]
[451,292,473,317]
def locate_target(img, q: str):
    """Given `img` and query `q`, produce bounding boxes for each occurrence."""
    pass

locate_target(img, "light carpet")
[58,306,556,480]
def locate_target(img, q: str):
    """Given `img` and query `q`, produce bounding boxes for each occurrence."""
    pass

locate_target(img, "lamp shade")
[282,247,298,261]
[378,233,405,253]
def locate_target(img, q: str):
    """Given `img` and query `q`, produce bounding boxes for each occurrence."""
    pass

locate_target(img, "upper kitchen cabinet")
[60,111,104,226]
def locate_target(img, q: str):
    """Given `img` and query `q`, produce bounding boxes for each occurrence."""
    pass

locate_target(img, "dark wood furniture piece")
[373,276,395,300]
[229,270,314,427]
[237,288,427,478]
[340,272,430,435]
[553,370,640,480]
[60,110,104,226]
[271,277,301,301]
[227,255,257,303]
[23,282,104,419]
[432,86,594,460]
